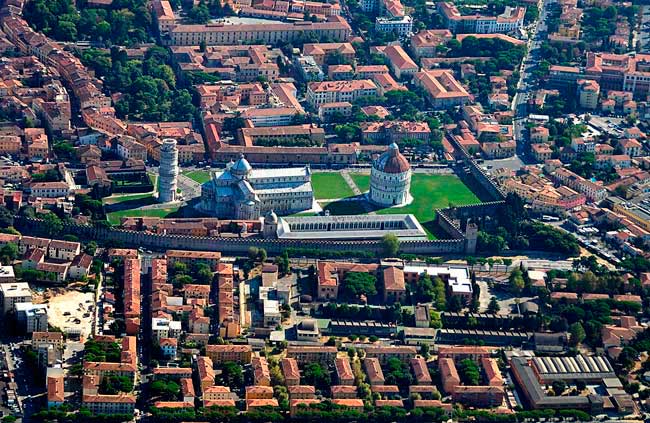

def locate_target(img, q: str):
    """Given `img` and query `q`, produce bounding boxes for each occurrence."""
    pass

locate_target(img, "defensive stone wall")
[15,217,466,255]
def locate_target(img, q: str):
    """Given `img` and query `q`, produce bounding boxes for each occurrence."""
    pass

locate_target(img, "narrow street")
[511,0,554,164]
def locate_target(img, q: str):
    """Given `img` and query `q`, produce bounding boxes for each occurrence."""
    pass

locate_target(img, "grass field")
[183,170,212,184]
[350,173,370,193]
[102,193,154,206]
[374,174,480,225]
[107,207,180,225]
[311,172,354,200]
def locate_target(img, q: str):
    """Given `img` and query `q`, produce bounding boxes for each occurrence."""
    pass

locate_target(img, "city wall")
[15,217,467,255]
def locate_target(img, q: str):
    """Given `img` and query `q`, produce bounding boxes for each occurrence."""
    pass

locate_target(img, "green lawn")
[102,193,154,206]
[311,172,354,200]
[107,207,180,225]
[183,170,212,184]
[350,173,370,193]
[374,174,480,224]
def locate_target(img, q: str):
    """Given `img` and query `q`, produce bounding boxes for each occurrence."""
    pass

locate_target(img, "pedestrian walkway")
[335,170,375,214]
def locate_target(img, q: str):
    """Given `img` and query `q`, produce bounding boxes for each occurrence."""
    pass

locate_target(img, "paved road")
[510,0,554,166]
[640,6,650,52]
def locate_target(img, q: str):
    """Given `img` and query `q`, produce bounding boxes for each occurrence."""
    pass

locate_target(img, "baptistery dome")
[368,143,412,207]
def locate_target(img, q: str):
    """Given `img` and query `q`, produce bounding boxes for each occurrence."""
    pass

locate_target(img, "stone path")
[337,170,375,214]
[341,170,362,196]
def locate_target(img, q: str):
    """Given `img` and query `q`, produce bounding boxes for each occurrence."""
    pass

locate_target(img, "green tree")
[381,233,399,257]
[487,296,500,314]
[151,379,180,399]
[221,361,244,388]
[302,362,331,390]
[341,272,377,300]
[85,241,98,256]
[509,269,525,294]
[569,322,586,346]
[195,263,213,285]
[189,1,210,23]
[258,248,268,263]
[0,205,14,228]
[458,359,480,385]
[41,213,63,237]
[0,243,18,265]
[552,380,566,396]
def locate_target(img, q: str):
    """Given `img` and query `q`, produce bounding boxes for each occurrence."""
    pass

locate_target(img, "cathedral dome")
[265,209,278,224]
[374,143,410,174]
[231,154,252,176]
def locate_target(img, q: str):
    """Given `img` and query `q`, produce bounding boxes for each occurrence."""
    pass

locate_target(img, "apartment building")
[303,42,355,66]
[0,135,21,155]
[328,64,354,80]
[116,136,147,161]
[364,346,417,364]
[246,385,274,400]
[82,394,136,415]
[414,69,470,109]
[364,357,385,385]
[47,239,81,261]
[152,0,176,33]
[530,126,549,143]
[282,357,301,386]
[372,45,418,79]
[238,125,326,147]
[549,167,608,203]
[286,345,338,364]
[437,2,525,34]
[410,29,453,58]
[306,80,378,107]
[252,356,271,386]
[206,344,253,364]
[577,79,599,110]
[375,15,414,37]
[81,109,127,137]
[166,250,221,271]
[165,18,351,46]
[335,357,355,385]
[30,181,70,198]
[0,282,31,314]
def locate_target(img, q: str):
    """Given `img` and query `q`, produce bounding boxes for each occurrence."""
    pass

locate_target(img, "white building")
[30,182,70,199]
[158,138,179,203]
[199,155,314,220]
[375,16,413,37]
[15,302,48,333]
[152,317,182,340]
[369,143,412,207]
[0,282,32,314]
[296,319,320,342]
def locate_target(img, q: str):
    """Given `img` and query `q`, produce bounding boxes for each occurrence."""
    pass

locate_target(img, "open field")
[350,173,370,192]
[311,172,354,199]
[375,174,480,223]
[102,192,154,206]
[107,207,180,225]
[35,289,95,339]
[318,174,481,238]
[183,170,212,184]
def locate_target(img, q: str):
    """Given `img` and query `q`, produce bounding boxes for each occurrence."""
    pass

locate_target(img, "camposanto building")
[199,155,314,220]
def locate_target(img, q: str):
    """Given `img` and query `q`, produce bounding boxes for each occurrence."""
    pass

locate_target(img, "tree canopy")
[341,272,378,300]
